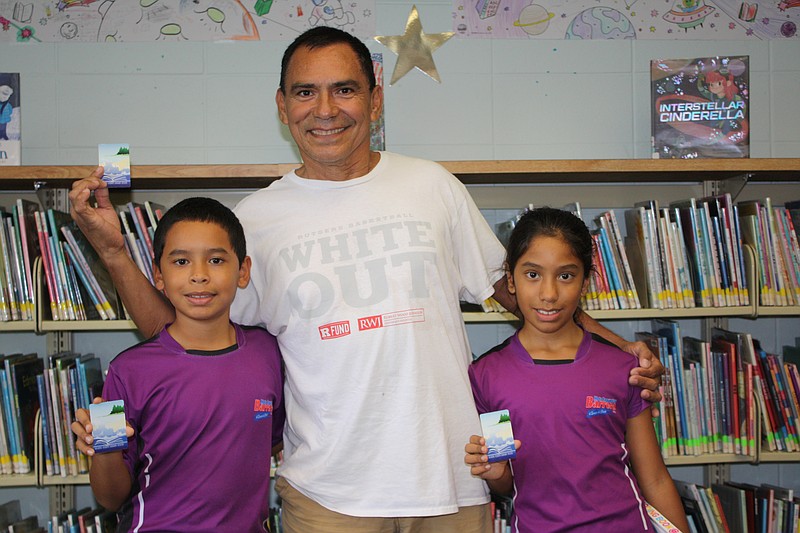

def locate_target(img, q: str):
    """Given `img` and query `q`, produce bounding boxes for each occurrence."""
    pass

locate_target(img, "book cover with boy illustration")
[0,73,20,166]
[651,56,749,159]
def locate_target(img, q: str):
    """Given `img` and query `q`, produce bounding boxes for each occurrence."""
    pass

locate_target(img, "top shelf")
[1,159,798,190]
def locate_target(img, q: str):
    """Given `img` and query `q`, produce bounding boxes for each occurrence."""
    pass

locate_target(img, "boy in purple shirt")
[72,198,284,532]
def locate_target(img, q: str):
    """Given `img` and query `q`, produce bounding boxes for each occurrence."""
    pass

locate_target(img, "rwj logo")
[253,399,273,421]
[585,395,617,418]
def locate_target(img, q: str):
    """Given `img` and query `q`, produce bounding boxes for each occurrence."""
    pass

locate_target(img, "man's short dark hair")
[153,197,246,267]
[279,27,376,93]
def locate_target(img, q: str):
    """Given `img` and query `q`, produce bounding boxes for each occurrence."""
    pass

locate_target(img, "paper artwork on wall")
[452,0,798,40]
[0,0,376,43]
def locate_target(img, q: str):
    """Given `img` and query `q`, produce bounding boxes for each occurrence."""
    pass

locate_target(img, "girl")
[464,207,689,532]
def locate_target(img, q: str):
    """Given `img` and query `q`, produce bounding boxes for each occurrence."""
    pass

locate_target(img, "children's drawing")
[0,0,376,42]
[453,0,798,39]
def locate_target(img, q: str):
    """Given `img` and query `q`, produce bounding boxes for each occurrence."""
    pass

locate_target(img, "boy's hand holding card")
[89,400,129,453]
[98,143,131,188]
[479,409,516,463]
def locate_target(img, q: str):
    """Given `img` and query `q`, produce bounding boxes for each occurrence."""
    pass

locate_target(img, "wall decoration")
[651,56,749,159]
[452,0,798,39]
[0,0,375,42]
[0,73,20,166]
[375,5,454,85]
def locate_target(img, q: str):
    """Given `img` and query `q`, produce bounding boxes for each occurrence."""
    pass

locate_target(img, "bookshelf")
[1,158,799,513]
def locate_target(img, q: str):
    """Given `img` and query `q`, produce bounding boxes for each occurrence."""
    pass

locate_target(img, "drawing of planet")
[565,7,636,39]
[513,4,555,36]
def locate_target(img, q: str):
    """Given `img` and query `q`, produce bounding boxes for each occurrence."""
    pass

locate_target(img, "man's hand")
[621,340,665,408]
[69,167,126,264]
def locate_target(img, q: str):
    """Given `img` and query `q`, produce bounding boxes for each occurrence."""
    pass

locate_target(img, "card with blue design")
[99,143,131,188]
[89,400,128,453]
[479,409,516,463]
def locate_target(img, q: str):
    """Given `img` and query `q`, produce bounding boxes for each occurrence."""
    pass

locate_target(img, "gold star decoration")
[374,5,454,85]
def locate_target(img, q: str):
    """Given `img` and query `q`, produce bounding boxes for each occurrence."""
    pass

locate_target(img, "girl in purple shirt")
[464,207,688,533]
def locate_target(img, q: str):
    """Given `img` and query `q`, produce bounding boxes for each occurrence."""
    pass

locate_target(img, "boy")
[71,197,284,533]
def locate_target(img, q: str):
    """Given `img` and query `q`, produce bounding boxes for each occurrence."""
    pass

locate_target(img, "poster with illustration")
[0,0,375,43]
[453,1,798,40]
[0,73,20,166]
[651,56,749,159]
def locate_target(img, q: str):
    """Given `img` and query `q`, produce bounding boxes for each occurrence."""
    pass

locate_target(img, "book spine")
[0,370,22,473]
[36,374,54,476]
[0,372,12,474]
[0,218,20,320]
[42,369,61,475]
[5,217,31,320]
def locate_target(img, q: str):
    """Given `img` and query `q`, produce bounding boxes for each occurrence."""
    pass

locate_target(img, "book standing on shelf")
[651,56,749,159]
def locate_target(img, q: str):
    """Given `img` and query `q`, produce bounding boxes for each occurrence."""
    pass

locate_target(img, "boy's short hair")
[152,197,246,267]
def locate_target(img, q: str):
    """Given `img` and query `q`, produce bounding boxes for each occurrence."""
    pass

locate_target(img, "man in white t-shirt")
[69,27,663,533]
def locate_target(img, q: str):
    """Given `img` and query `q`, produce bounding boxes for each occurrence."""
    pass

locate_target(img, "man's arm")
[69,168,174,337]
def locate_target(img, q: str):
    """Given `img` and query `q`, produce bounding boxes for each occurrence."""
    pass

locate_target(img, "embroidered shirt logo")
[585,395,617,418]
[253,399,273,421]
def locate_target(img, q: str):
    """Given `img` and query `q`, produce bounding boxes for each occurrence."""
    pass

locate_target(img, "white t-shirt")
[232,151,504,517]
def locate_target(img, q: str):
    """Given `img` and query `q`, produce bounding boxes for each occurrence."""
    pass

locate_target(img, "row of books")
[1,499,45,533]
[497,196,800,313]
[642,319,800,459]
[676,479,800,533]
[0,351,104,477]
[739,199,800,307]
[0,199,39,321]
[0,502,114,533]
[117,200,163,287]
[624,194,751,310]
[0,197,164,323]
[47,504,118,533]
[586,208,643,311]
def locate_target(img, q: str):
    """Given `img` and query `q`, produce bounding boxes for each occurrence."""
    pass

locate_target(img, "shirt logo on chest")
[254,399,273,421]
[585,395,617,418]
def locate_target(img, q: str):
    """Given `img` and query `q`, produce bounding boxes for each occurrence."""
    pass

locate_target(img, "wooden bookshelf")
[1,158,798,190]
[2,158,798,493]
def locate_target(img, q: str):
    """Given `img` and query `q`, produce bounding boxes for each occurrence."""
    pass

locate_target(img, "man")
[70,27,662,533]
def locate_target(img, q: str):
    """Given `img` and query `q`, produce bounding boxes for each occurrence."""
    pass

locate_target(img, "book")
[35,373,54,476]
[646,502,683,533]
[60,223,120,320]
[0,500,22,528]
[0,208,21,320]
[712,483,748,533]
[12,199,39,319]
[0,73,20,166]
[651,56,750,159]
[625,204,664,308]
[675,480,715,532]
[653,319,692,455]
[8,354,43,474]
[0,365,12,474]
[2,215,28,320]
[671,199,712,307]
[683,336,714,453]
[637,331,676,457]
